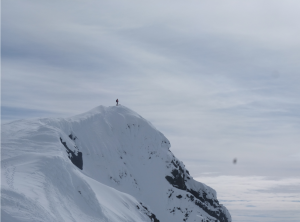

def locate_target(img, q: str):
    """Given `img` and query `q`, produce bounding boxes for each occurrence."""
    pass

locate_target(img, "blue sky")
[2,0,300,220]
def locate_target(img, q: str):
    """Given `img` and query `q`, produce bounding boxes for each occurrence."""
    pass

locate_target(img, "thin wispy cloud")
[195,176,300,221]
[2,0,300,220]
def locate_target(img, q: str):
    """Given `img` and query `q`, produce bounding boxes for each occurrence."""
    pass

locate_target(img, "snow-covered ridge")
[1,105,231,222]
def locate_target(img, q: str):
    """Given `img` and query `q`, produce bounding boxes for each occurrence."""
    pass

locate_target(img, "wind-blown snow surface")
[1,105,231,222]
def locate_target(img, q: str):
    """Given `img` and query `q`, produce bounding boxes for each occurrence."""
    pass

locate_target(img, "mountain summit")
[2,105,231,222]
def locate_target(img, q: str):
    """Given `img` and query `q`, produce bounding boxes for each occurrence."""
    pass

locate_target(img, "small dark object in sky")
[233,158,237,164]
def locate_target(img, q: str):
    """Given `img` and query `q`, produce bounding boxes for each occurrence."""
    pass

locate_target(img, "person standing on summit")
[116,99,119,106]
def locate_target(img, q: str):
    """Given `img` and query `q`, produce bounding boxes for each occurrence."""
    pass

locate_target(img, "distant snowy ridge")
[1,105,231,222]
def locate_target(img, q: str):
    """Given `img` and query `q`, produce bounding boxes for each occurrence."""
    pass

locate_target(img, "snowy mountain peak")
[2,105,231,222]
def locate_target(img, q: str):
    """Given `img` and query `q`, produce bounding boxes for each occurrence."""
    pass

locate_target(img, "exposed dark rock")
[165,159,229,222]
[184,190,227,222]
[188,189,219,208]
[168,207,192,222]
[165,169,187,190]
[60,137,83,170]
[138,202,160,222]
[168,189,174,198]
[176,195,182,199]
[69,134,77,140]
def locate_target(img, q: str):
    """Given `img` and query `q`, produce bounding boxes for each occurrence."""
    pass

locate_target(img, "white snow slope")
[1,105,231,222]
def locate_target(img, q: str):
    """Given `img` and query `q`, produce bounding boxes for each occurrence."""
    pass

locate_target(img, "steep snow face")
[1,105,231,222]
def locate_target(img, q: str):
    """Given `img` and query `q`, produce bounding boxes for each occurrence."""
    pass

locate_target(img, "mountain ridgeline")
[1,105,231,222]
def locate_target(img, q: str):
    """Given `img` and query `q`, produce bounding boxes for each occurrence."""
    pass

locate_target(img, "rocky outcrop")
[60,134,83,170]
[165,159,230,222]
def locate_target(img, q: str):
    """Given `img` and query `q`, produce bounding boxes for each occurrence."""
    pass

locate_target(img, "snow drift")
[1,105,231,222]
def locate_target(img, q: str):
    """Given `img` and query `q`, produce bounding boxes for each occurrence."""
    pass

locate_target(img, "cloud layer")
[2,0,300,220]
[195,176,300,221]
